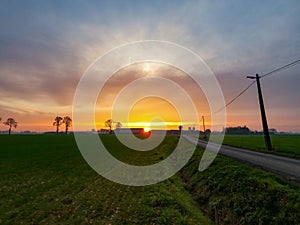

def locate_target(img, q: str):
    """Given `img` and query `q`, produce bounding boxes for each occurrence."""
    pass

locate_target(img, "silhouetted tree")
[53,116,63,134]
[178,125,183,132]
[105,119,113,134]
[3,118,17,135]
[205,129,211,135]
[63,116,72,134]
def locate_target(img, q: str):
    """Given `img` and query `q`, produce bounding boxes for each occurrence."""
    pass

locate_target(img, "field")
[0,135,212,225]
[206,134,300,159]
[0,134,300,225]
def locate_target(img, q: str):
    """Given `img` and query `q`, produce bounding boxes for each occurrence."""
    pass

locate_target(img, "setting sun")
[143,127,151,133]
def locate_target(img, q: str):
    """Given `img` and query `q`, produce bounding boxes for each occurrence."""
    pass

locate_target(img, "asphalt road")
[183,135,300,183]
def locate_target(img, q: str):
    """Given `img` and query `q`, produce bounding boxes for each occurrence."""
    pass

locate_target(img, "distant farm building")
[167,130,181,135]
[98,129,110,134]
[224,126,251,135]
[269,128,277,134]
[114,128,145,134]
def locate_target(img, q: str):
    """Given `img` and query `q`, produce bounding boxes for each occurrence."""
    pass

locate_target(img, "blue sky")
[0,0,299,132]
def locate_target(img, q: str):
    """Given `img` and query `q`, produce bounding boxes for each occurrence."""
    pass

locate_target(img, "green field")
[0,135,212,225]
[0,134,300,225]
[206,134,300,159]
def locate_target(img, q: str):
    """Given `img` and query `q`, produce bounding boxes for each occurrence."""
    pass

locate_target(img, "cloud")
[0,0,299,131]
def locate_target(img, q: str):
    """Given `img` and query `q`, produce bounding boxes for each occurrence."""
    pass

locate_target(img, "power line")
[213,80,256,115]
[206,58,300,116]
[260,59,300,78]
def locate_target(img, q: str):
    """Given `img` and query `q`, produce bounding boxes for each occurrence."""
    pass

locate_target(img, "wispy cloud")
[0,0,299,131]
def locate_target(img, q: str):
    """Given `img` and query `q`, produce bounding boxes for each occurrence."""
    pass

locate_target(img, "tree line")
[0,116,186,135]
[105,119,122,134]
[0,116,72,135]
[53,116,72,134]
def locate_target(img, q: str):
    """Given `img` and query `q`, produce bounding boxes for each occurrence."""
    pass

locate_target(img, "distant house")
[269,128,277,134]
[114,128,144,134]
[167,130,181,135]
[98,129,110,134]
[131,128,144,134]
[224,126,251,135]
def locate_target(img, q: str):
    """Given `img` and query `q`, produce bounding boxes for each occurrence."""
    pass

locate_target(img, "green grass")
[180,146,300,225]
[102,134,174,166]
[1,134,300,225]
[205,134,300,159]
[0,134,212,225]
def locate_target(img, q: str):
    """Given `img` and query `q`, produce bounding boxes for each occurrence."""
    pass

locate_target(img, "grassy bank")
[180,146,300,225]
[205,134,300,159]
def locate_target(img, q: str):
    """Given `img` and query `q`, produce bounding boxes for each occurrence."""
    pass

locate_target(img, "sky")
[0,0,299,132]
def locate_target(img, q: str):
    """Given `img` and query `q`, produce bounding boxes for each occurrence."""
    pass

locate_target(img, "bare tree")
[105,119,113,134]
[3,118,18,135]
[53,116,63,134]
[63,116,72,134]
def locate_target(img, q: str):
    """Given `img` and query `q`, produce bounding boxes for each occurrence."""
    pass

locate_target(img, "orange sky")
[1,1,299,133]
[1,61,299,133]
[94,62,210,131]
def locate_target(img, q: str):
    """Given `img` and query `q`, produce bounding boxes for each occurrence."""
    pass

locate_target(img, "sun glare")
[143,63,151,72]
[143,127,151,133]
[143,63,156,76]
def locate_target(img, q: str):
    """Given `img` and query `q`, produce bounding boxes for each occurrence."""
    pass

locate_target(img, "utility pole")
[247,74,273,151]
[202,116,206,140]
